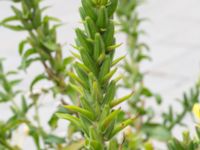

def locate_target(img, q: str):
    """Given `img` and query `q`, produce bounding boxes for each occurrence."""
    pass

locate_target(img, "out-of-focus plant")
[167,100,200,150]
[116,0,200,149]
[0,0,200,149]
[57,0,137,149]
[168,129,200,150]
[0,59,71,150]
[163,80,200,130]
[0,0,74,95]
[116,0,169,147]
[0,0,78,149]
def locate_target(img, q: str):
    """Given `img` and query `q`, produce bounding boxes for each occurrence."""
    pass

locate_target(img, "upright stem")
[57,0,135,149]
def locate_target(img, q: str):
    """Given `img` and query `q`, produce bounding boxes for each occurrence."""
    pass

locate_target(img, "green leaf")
[97,6,108,29]
[1,24,24,31]
[107,0,118,17]
[41,41,59,51]
[63,57,74,67]
[102,81,116,104]
[56,113,81,128]
[81,0,97,21]
[84,16,97,39]
[101,109,121,130]
[30,74,47,91]
[142,123,171,141]
[44,134,65,145]
[63,140,85,150]
[63,105,95,121]
[22,48,37,60]
[112,55,125,66]
[99,55,111,80]
[109,117,135,139]
[111,91,134,107]
[76,28,93,55]
[48,114,59,129]
[19,40,28,55]
[0,16,18,25]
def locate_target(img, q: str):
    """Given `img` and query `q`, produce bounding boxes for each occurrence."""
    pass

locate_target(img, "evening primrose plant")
[167,101,200,150]
[0,0,76,149]
[1,0,200,149]
[116,0,200,149]
[56,0,136,149]
[0,0,74,95]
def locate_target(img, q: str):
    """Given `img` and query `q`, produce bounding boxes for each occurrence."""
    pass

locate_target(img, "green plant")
[1,0,200,149]
[56,0,136,149]
[0,0,74,95]
[116,0,200,149]
[116,0,169,146]
[168,128,200,150]
[163,82,200,130]
[0,0,77,149]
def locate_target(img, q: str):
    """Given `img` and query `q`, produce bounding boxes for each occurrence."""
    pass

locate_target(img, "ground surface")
[0,0,200,149]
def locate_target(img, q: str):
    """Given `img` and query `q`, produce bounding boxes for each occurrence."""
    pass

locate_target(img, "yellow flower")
[192,103,200,120]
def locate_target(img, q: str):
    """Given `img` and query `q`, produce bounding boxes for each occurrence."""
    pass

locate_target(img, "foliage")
[56,0,136,149]
[0,0,76,149]
[0,0,73,94]
[168,128,200,150]
[116,0,200,149]
[0,0,200,149]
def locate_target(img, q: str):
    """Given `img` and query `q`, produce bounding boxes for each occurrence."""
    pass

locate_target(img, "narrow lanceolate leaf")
[32,8,41,28]
[101,109,121,129]
[19,39,28,55]
[75,28,93,55]
[70,51,81,60]
[103,21,115,47]
[101,68,117,83]
[11,6,22,18]
[84,17,97,39]
[80,97,93,113]
[97,6,108,30]
[94,33,105,60]
[69,83,84,95]
[79,7,87,20]
[109,117,136,139]
[67,72,89,89]
[1,24,24,31]
[107,43,122,52]
[102,81,116,104]
[92,81,102,103]
[107,0,118,17]
[63,105,95,121]
[99,55,111,80]
[113,75,123,83]
[22,48,37,60]
[80,48,98,75]
[30,74,47,91]
[111,91,134,107]
[99,105,110,121]
[0,16,18,25]
[63,57,74,67]
[81,0,97,21]
[56,113,81,128]
[76,62,90,73]
[74,63,88,83]
[112,55,125,66]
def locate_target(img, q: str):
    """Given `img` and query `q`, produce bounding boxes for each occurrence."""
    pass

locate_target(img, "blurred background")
[0,0,200,149]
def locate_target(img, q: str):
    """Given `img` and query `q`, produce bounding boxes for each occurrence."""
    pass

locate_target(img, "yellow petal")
[192,103,200,120]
